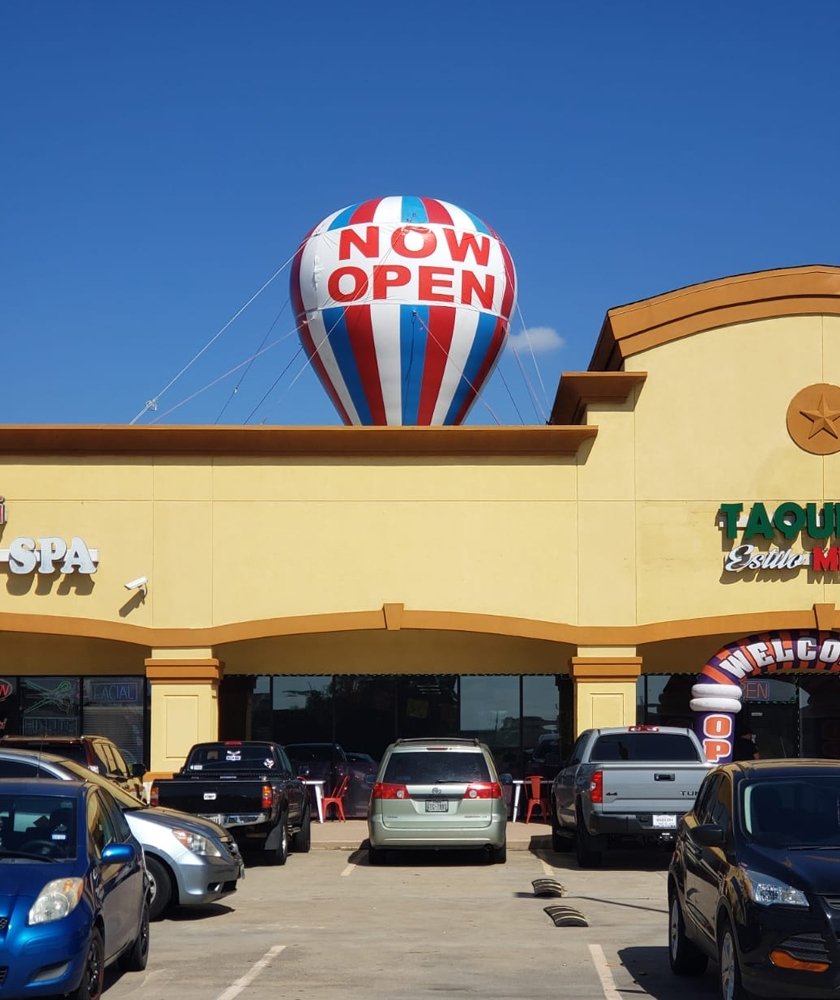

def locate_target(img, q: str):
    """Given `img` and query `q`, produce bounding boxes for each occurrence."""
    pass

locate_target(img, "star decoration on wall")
[800,395,840,439]
[787,383,840,455]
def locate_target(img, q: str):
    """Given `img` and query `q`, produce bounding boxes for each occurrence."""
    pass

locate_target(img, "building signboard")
[719,502,840,573]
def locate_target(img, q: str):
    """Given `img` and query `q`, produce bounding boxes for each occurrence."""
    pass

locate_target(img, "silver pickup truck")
[550,725,711,867]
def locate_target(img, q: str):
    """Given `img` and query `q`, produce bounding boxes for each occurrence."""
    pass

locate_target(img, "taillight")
[464,782,503,799]
[261,784,273,809]
[150,783,159,807]
[372,782,411,800]
[588,770,603,804]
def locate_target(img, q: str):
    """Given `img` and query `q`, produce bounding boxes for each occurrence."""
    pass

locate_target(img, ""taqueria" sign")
[719,501,840,573]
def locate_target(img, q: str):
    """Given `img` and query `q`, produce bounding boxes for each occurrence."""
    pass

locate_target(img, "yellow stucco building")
[2,265,840,776]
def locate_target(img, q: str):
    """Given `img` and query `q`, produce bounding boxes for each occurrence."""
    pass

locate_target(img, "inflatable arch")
[692,630,840,763]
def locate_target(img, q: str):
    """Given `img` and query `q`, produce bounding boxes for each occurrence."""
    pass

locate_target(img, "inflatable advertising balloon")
[291,196,517,425]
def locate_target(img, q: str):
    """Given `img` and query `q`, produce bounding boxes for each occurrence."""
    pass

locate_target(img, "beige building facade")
[2,265,840,776]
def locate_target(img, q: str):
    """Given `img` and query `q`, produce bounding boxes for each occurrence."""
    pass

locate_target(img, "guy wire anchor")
[531,878,565,897]
[544,905,588,928]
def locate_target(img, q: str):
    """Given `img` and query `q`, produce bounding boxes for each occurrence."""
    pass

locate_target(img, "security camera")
[124,576,148,591]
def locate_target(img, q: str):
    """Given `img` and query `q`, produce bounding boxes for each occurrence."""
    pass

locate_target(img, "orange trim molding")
[144,659,223,683]
[549,372,647,424]
[570,658,642,681]
[0,424,596,457]
[589,265,840,371]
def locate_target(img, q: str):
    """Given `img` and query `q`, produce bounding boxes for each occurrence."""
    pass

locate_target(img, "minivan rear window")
[383,751,491,785]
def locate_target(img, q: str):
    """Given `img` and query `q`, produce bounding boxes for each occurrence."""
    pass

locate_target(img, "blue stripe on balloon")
[321,307,374,424]
[461,209,490,235]
[400,304,429,424]
[443,311,497,423]
[327,204,360,231]
[401,196,428,224]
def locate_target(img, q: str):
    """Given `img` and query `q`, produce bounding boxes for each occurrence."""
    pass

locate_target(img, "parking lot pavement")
[103,843,721,1000]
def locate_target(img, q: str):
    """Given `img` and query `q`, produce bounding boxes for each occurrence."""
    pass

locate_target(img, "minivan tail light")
[464,782,503,799]
[589,770,603,804]
[372,782,411,800]
[150,783,159,807]
[261,784,274,810]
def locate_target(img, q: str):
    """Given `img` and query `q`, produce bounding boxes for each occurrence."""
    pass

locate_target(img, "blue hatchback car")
[0,778,150,1000]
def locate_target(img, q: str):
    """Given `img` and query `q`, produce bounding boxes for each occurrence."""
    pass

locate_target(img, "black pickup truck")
[150,740,310,864]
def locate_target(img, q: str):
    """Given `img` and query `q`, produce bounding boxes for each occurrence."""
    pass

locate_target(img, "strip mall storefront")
[2,265,840,778]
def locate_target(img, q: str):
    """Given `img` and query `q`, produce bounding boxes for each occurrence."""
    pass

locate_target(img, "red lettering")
[418,266,455,302]
[702,714,733,739]
[372,265,411,299]
[461,271,495,310]
[703,738,732,763]
[339,226,379,260]
[391,226,437,258]
[327,266,368,302]
[813,546,840,571]
[443,228,491,265]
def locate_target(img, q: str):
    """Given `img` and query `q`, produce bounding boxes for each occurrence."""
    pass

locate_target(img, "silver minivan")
[367,738,507,864]
[0,747,244,919]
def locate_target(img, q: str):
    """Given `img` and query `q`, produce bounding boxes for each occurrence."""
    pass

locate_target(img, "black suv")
[0,734,146,801]
[669,759,840,1000]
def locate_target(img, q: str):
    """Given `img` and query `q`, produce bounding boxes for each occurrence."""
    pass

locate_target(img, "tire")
[368,845,385,865]
[668,891,707,976]
[719,918,749,1000]
[120,898,150,973]
[68,928,104,1000]
[267,811,289,866]
[291,804,311,853]
[490,842,507,864]
[575,807,603,868]
[145,855,173,921]
[551,798,572,852]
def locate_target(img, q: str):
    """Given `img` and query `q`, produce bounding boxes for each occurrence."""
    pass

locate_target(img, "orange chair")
[322,774,349,821]
[524,775,548,823]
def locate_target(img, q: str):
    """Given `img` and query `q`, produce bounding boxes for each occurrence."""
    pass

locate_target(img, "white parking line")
[588,943,623,1000]
[340,863,355,877]
[213,944,286,1000]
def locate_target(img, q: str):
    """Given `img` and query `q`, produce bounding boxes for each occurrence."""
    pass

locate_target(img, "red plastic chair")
[322,774,349,821]
[524,775,548,823]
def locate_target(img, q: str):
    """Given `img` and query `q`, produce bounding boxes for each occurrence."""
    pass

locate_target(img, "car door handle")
[654,773,675,781]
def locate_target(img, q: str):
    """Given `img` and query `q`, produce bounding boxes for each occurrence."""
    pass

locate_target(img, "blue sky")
[2,2,839,426]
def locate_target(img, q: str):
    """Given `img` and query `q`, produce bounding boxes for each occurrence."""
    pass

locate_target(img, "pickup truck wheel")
[291,804,311,853]
[575,808,603,868]
[550,799,572,852]
[668,891,707,976]
[268,811,289,866]
[145,855,173,920]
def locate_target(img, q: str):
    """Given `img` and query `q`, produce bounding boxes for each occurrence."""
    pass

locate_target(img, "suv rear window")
[383,751,491,784]
[590,733,701,762]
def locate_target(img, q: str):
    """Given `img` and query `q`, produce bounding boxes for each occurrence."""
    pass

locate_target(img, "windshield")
[743,776,840,847]
[57,758,145,810]
[0,793,78,859]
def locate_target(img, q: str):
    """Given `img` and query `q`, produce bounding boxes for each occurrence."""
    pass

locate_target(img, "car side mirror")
[364,774,376,786]
[691,823,726,847]
[499,773,513,785]
[130,762,147,778]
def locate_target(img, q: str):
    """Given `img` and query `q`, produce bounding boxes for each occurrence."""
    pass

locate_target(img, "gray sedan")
[0,746,244,919]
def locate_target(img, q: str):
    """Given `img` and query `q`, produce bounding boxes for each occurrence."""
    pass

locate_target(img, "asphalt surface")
[100,822,723,1000]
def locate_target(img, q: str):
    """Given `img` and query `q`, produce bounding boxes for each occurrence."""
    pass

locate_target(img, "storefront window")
[270,676,333,745]
[0,677,20,735]
[20,677,80,736]
[82,677,146,767]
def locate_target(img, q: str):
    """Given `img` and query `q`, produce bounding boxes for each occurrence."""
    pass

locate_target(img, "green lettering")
[744,502,774,540]
[806,502,835,540]
[719,503,743,540]
[773,502,806,541]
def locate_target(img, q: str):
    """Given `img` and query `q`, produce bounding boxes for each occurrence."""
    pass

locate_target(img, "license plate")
[425,800,449,813]
[653,814,677,829]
